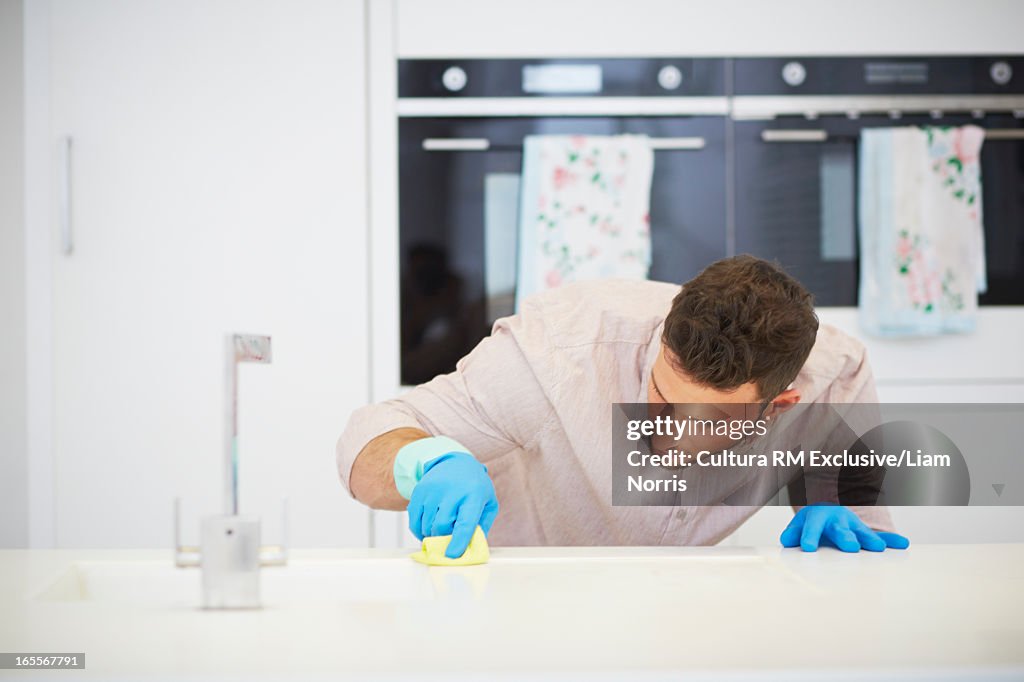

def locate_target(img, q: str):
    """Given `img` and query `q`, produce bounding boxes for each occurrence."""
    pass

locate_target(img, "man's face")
[646,345,770,454]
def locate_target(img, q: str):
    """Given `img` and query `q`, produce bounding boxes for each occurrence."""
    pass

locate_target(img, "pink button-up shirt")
[336,279,894,546]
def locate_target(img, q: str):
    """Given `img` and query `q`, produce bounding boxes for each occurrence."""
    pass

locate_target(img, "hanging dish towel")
[858,125,986,336]
[515,134,654,309]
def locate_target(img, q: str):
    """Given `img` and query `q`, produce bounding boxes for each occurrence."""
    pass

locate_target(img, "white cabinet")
[42,0,369,547]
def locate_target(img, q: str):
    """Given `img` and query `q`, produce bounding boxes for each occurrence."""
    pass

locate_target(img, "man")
[336,255,909,558]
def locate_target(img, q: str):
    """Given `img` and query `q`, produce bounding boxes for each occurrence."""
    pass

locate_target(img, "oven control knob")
[782,61,807,87]
[657,65,683,90]
[990,61,1013,86]
[441,66,468,92]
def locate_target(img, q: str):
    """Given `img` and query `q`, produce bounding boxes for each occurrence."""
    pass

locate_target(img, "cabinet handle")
[58,136,73,255]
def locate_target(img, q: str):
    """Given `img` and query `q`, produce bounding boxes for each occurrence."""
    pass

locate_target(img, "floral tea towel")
[515,134,654,310]
[858,125,986,336]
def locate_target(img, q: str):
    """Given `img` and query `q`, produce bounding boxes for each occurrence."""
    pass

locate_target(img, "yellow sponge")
[410,526,490,566]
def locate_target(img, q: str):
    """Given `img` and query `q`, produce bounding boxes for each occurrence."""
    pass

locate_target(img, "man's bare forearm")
[350,427,429,510]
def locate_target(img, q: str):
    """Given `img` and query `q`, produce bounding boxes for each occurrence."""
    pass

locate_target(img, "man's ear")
[764,388,801,419]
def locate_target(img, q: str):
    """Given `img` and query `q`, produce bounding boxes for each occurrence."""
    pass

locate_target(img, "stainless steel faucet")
[174,333,288,609]
[224,334,272,515]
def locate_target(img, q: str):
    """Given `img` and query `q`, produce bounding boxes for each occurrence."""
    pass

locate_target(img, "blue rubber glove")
[781,504,910,553]
[407,452,499,559]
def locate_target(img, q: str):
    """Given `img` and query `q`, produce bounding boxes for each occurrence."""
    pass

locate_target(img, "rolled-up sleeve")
[821,338,897,533]
[335,313,553,495]
[790,333,897,532]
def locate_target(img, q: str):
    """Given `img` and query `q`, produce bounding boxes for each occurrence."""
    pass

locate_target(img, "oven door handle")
[985,129,1024,140]
[421,136,707,151]
[760,128,1024,143]
[648,137,706,150]
[422,138,492,151]
[760,129,829,143]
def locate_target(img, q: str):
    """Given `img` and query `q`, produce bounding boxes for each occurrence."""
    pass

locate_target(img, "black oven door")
[733,114,1024,306]
[398,116,727,384]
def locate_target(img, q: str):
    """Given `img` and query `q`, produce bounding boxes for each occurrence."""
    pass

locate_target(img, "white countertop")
[1,544,1022,681]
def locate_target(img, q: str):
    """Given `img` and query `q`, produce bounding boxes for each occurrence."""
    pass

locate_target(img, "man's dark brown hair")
[662,255,819,403]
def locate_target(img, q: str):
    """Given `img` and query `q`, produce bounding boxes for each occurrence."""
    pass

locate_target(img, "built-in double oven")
[396,56,1024,384]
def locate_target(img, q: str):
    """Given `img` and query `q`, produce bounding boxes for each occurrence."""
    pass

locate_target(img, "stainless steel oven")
[397,58,729,384]
[394,56,1024,385]
[731,56,1024,306]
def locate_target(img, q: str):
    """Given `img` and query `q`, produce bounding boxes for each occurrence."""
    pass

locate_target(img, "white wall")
[396,0,1024,57]
[0,0,28,549]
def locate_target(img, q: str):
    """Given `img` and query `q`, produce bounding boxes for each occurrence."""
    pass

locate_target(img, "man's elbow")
[335,432,359,500]
[334,403,389,502]
[335,434,387,509]
[336,418,426,511]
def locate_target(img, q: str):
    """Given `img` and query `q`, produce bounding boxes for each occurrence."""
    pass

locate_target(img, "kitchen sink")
[32,558,437,608]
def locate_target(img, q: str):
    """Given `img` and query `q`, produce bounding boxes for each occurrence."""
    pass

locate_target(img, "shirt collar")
[637,319,664,403]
